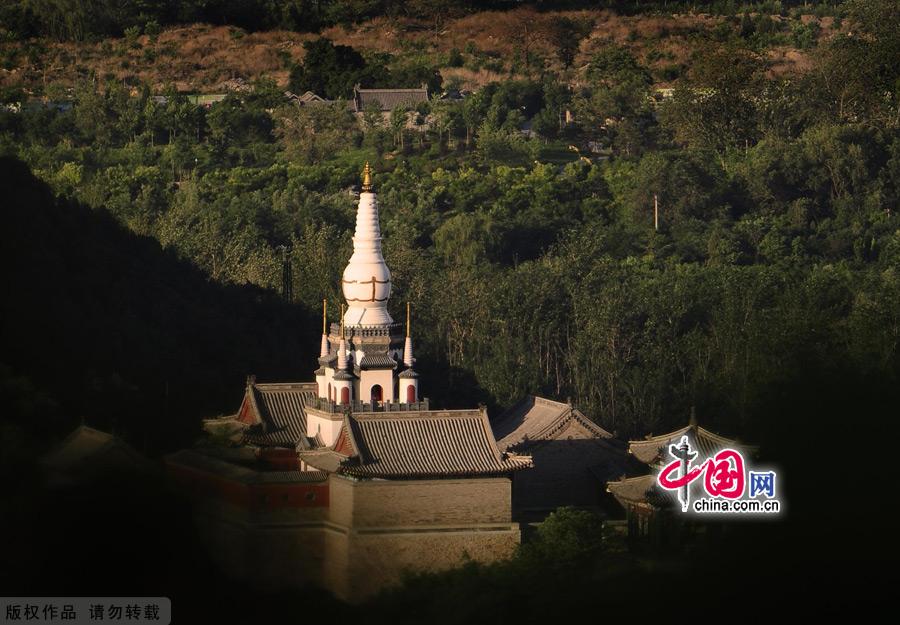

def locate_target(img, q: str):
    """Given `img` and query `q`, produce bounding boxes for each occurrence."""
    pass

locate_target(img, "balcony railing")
[306,396,430,415]
[329,322,403,338]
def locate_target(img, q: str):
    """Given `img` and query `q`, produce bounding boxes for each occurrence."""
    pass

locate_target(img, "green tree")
[520,507,605,565]
[660,44,765,166]
[274,101,359,164]
[816,0,900,126]
[573,47,654,156]
[288,38,378,99]
[544,16,591,70]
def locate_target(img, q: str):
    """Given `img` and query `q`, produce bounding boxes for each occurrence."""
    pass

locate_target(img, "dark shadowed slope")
[0,156,317,454]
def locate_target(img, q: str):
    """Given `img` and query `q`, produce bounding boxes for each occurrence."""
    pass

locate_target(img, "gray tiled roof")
[492,395,614,451]
[41,426,153,479]
[298,449,347,473]
[345,410,531,477]
[490,396,633,515]
[629,424,758,466]
[354,88,428,112]
[294,90,328,104]
[300,409,532,478]
[244,382,317,447]
[606,474,672,508]
[358,354,397,369]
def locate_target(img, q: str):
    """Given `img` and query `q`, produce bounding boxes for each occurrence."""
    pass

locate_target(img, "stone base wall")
[344,524,520,598]
[189,499,329,591]
[178,472,520,601]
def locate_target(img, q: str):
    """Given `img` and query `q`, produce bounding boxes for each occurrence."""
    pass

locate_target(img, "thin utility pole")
[654,194,659,231]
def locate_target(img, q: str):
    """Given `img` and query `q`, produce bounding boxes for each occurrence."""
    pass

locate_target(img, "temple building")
[491,395,635,521]
[166,164,532,601]
[42,425,154,488]
[607,414,758,543]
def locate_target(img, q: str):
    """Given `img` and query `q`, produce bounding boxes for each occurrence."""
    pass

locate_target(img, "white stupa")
[342,162,393,327]
[308,163,423,441]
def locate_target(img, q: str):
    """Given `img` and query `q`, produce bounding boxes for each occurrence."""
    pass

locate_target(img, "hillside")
[1,7,837,95]
[0,156,318,454]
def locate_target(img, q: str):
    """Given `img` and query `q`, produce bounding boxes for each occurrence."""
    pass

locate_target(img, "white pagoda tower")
[310,163,421,445]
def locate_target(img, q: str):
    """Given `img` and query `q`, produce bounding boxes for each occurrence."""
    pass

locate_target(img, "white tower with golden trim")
[341,162,393,327]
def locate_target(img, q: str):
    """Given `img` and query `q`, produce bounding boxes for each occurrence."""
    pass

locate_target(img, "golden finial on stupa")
[361,161,373,192]
[322,299,327,334]
[406,302,411,338]
[340,304,345,339]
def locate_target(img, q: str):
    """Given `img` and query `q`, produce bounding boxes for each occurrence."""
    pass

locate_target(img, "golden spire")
[361,161,373,192]
[322,298,327,334]
[406,302,411,338]
[340,304,345,339]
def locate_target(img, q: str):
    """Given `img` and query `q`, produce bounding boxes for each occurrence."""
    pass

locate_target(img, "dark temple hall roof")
[299,409,532,479]
[606,474,673,509]
[242,382,317,447]
[490,396,634,517]
[629,423,758,466]
[491,395,614,451]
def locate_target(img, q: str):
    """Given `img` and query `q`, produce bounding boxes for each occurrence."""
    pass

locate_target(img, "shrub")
[519,507,606,565]
[447,48,464,68]
[124,26,141,49]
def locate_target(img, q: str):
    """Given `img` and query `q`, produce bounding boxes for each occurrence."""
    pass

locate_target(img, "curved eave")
[298,450,349,473]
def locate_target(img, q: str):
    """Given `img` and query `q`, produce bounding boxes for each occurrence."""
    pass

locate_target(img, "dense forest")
[1,0,897,617]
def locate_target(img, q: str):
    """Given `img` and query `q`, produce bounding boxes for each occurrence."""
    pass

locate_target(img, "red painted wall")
[167,462,329,511]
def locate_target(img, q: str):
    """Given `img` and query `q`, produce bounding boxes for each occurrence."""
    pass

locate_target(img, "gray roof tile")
[492,395,613,451]
[629,424,758,466]
[244,382,317,447]
[358,354,397,369]
[300,409,532,478]
[606,474,673,508]
[354,88,428,112]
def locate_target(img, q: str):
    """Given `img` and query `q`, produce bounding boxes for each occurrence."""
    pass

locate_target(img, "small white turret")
[403,302,415,367]
[332,305,354,405]
[338,337,348,371]
[399,302,419,404]
[316,299,330,399]
[319,299,329,358]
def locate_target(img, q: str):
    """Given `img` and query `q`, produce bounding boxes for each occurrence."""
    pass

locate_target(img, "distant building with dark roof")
[285,90,331,106]
[42,425,154,486]
[626,421,757,468]
[606,415,758,543]
[351,85,429,112]
[492,395,634,520]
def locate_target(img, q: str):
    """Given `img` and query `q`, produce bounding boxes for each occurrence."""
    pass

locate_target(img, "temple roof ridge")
[299,406,533,478]
[628,422,759,466]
